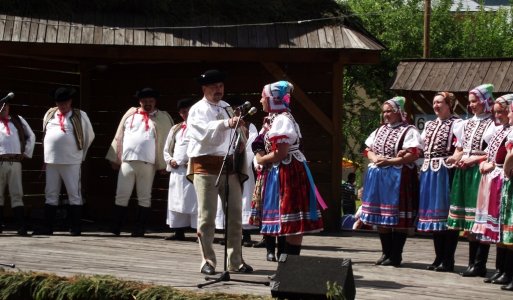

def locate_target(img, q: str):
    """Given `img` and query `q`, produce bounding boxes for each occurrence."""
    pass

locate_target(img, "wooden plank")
[401,62,424,90]
[121,14,133,46]
[10,16,22,42]
[56,20,71,44]
[306,25,321,49]
[296,24,309,48]
[69,14,83,44]
[441,61,463,91]
[152,17,165,47]
[460,61,481,92]
[45,18,58,43]
[248,26,258,48]
[317,27,329,48]
[472,61,490,87]
[451,61,472,92]
[236,26,249,47]
[210,27,224,48]
[323,26,336,48]
[497,61,513,92]
[28,18,40,42]
[224,26,237,47]
[102,25,115,45]
[36,18,48,43]
[482,61,505,90]
[198,27,210,47]
[429,62,453,91]
[133,15,146,46]
[0,14,6,40]
[3,15,15,41]
[265,25,277,48]
[411,62,434,91]
[275,24,289,48]
[92,14,104,45]
[19,16,31,42]
[501,62,513,92]
[80,13,94,44]
[262,62,333,135]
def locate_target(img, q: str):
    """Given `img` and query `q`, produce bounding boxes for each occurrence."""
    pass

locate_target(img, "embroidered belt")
[0,154,23,162]
[191,155,234,175]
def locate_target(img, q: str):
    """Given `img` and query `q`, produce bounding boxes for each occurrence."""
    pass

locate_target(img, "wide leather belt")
[0,154,22,162]
[191,155,234,175]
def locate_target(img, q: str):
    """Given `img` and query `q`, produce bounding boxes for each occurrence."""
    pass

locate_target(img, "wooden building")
[391,58,513,118]
[0,8,384,231]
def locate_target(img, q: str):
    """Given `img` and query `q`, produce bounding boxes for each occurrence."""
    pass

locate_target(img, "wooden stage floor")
[0,229,511,299]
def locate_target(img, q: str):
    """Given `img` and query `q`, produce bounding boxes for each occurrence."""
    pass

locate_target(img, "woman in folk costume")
[252,80,326,257]
[495,95,513,291]
[361,96,421,267]
[417,92,463,272]
[473,95,513,285]
[447,84,497,277]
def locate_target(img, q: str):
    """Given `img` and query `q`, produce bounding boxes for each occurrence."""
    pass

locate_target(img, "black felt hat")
[135,87,160,99]
[176,98,196,110]
[196,69,226,85]
[53,86,77,102]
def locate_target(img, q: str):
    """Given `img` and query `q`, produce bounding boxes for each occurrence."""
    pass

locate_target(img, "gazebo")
[0,3,384,231]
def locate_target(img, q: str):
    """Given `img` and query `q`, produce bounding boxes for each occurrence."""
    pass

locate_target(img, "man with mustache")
[106,87,173,237]
[186,70,253,275]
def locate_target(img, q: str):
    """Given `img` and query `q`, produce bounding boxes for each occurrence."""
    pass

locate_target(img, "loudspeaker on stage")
[270,255,355,300]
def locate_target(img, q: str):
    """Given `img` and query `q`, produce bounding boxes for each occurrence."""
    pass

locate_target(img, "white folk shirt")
[44,110,83,164]
[186,98,234,157]
[0,115,35,157]
[122,110,157,164]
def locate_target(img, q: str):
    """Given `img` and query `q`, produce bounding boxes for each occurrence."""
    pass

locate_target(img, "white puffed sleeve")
[453,119,468,148]
[364,129,377,149]
[268,114,300,146]
[402,126,422,150]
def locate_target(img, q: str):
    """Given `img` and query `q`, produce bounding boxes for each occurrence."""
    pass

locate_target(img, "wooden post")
[330,59,344,232]
[423,0,431,58]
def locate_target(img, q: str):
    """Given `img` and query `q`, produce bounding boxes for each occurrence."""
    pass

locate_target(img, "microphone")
[233,101,251,112]
[242,107,257,119]
[0,92,14,104]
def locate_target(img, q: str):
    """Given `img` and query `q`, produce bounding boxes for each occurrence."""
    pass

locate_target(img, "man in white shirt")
[186,70,253,275]
[34,86,95,236]
[0,94,35,235]
[106,88,173,237]
[164,98,197,241]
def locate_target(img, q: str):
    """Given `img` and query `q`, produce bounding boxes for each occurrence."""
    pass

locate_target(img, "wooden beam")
[329,59,344,232]
[261,62,334,135]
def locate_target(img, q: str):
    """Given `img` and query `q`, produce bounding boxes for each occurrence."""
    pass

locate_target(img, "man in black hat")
[34,86,95,236]
[186,70,253,275]
[0,92,35,236]
[106,87,173,237]
[163,98,197,241]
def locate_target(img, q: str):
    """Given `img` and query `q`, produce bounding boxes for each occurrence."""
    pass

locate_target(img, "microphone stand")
[198,109,269,288]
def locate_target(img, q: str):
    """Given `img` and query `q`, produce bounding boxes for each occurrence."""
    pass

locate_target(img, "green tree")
[339,0,513,164]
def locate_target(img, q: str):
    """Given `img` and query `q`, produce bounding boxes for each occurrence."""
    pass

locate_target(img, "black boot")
[460,241,479,276]
[376,232,393,265]
[501,249,513,291]
[131,206,150,237]
[32,204,56,235]
[284,242,301,256]
[242,230,252,247]
[485,247,506,283]
[493,248,513,284]
[462,242,489,277]
[68,205,82,236]
[253,236,266,248]
[12,206,28,236]
[428,232,444,270]
[277,236,286,260]
[265,235,277,261]
[165,228,185,240]
[435,230,459,272]
[111,205,127,236]
[382,231,407,267]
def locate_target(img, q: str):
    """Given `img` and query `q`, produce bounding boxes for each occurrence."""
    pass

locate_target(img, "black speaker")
[270,255,355,300]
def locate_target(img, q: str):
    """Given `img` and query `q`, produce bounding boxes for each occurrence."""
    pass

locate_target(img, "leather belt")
[191,155,234,175]
[0,154,22,162]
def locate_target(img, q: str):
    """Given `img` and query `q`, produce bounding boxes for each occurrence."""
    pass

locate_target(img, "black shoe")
[218,239,226,246]
[461,266,487,277]
[201,262,215,275]
[501,281,513,291]
[131,231,145,237]
[375,254,389,265]
[492,273,511,285]
[243,240,253,247]
[427,259,442,270]
[484,270,503,283]
[164,233,185,241]
[435,263,454,272]
[32,228,53,235]
[253,237,266,248]
[267,252,276,262]
[69,230,81,236]
[235,263,254,273]
[17,228,29,236]
[381,258,401,267]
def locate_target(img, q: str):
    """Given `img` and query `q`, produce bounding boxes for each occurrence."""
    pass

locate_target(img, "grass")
[0,269,272,300]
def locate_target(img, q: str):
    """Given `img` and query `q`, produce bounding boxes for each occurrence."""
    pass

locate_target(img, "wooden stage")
[0,229,511,299]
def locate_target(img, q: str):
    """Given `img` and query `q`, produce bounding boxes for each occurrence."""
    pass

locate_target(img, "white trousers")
[194,173,243,271]
[0,161,24,207]
[167,211,198,229]
[45,164,82,205]
[115,161,155,208]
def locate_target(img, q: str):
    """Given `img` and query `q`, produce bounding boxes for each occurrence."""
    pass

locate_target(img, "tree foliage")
[339,0,513,164]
